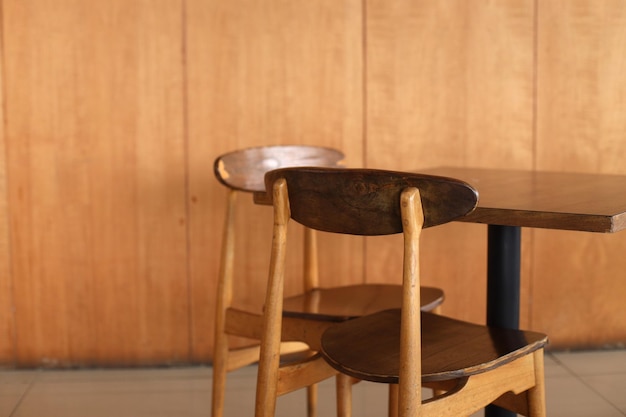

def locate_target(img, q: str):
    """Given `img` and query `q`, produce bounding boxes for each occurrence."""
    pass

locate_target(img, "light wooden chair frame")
[258,166,547,417]
[212,145,345,417]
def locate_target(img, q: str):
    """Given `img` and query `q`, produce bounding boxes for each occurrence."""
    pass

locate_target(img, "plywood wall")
[184,0,364,362]
[532,0,626,347]
[363,0,535,327]
[1,0,625,366]
[0,37,13,363]
[3,0,190,366]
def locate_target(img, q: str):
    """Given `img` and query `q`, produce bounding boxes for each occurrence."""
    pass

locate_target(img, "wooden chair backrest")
[264,167,479,235]
[214,145,345,193]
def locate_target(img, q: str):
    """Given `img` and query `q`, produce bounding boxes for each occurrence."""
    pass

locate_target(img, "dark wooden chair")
[212,146,445,417]
[259,166,548,417]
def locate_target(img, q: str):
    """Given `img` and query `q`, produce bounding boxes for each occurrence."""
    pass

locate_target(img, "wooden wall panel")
[1,0,624,366]
[0,40,15,365]
[364,0,535,324]
[3,0,189,366]
[533,0,626,348]
[185,0,365,360]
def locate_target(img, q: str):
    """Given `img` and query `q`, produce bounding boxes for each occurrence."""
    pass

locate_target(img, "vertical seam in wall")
[532,0,539,171]
[0,0,18,366]
[362,0,368,169]
[528,0,540,329]
[181,0,194,362]
[361,0,368,283]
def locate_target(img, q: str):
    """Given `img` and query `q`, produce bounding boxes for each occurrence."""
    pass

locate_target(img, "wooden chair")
[256,167,548,417]
[212,146,446,417]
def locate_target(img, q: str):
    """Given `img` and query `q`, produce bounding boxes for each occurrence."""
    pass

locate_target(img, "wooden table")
[420,167,626,417]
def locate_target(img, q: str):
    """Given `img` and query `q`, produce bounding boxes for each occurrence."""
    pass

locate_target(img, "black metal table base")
[485,225,521,417]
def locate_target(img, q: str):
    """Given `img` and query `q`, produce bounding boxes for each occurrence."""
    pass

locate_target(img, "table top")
[420,167,626,233]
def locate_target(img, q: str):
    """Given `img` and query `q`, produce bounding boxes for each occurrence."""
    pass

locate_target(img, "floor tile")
[544,352,571,378]
[552,350,626,375]
[0,371,33,417]
[1,350,625,417]
[14,390,210,417]
[0,395,22,417]
[4,368,213,417]
[545,374,624,417]
[582,373,626,414]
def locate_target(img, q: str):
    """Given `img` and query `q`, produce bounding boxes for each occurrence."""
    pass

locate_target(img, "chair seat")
[321,309,548,383]
[282,284,444,322]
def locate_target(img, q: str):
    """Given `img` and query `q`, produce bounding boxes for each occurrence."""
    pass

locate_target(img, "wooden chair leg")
[255,179,290,417]
[527,349,547,417]
[388,384,399,417]
[211,332,228,417]
[307,383,318,417]
[336,373,353,417]
[212,190,236,417]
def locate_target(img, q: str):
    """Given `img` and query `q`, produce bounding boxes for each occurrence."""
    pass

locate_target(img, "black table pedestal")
[485,225,521,417]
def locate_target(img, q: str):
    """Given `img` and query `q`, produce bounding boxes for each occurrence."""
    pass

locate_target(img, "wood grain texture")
[283,284,444,320]
[365,0,535,171]
[537,0,626,175]
[3,0,189,366]
[215,145,345,193]
[0,0,624,365]
[321,309,547,383]
[364,0,535,325]
[0,43,15,365]
[185,0,365,361]
[533,0,626,348]
[265,167,478,233]
[422,167,626,233]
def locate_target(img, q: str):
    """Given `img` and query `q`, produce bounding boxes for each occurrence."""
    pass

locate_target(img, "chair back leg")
[336,373,354,417]
[255,179,290,417]
[212,190,237,417]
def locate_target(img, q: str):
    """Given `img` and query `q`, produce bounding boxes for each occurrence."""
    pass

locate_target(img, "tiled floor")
[1,350,625,416]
